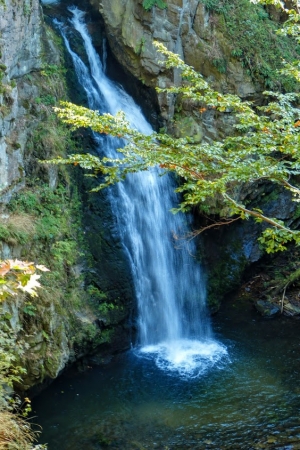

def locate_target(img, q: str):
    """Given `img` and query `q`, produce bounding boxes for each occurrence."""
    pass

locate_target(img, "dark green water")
[32,298,300,449]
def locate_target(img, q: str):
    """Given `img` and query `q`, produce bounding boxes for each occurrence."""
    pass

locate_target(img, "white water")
[56,8,227,377]
[41,0,60,4]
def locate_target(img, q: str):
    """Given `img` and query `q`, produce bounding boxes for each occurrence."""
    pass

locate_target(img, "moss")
[212,57,227,74]
[142,0,167,11]
[174,115,203,142]
[44,349,63,378]
[205,237,247,312]
[0,11,131,399]
[201,0,300,90]
[0,218,31,245]
[0,65,97,391]
[5,168,120,383]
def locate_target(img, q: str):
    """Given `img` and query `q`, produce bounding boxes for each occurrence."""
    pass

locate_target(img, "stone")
[283,302,300,316]
[254,300,281,317]
[0,0,43,204]
[173,115,203,142]
[93,0,257,124]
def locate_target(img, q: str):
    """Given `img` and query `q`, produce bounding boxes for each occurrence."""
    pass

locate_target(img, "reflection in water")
[34,4,300,449]
[33,299,300,449]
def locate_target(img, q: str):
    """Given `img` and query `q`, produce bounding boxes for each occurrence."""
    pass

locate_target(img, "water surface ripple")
[33,300,300,449]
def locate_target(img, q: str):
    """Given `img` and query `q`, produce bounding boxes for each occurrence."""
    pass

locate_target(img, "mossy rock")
[174,116,203,143]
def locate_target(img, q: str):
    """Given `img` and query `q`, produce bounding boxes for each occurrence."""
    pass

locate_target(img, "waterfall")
[56,8,227,377]
[102,38,107,74]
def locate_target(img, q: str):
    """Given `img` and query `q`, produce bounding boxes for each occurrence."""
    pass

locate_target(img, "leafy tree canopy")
[50,0,300,254]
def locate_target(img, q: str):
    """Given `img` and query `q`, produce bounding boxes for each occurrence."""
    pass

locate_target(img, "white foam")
[137,339,228,378]
[41,0,60,4]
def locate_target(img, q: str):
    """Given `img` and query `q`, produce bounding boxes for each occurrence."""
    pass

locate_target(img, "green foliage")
[98,302,116,316]
[87,285,107,302]
[8,184,83,285]
[5,106,102,360]
[41,64,66,77]
[23,2,31,15]
[0,260,48,301]
[258,223,295,253]
[51,5,300,255]
[200,0,228,12]
[134,37,146,55]
[0,222,28,245]
[212,58,227,74]
[23,303,37,317]
[142,0,167,11]
[293,204,300,220]
[202,0,299,90]
[9,191,40,212]
[35,94,56,106]
[87,285,118,319]
[26,111,75,166]
[51,240,78,269]
[0,320,26,393]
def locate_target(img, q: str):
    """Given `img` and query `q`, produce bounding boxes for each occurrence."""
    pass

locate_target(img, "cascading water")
[56,8,227,377]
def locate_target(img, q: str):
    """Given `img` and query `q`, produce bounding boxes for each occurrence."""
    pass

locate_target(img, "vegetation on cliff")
[0,261,48,449]
[1,0,300,445]
[199,0,300,90]
[0,18,117,450]
[53,0,300,254]
[142,0,166,10]
[49,0,300,315]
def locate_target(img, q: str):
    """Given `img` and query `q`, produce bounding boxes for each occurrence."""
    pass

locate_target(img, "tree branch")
[224,194,297,233]
[188,216,242,238]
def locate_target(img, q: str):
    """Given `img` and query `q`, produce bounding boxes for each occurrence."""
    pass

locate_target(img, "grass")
[0,410,37,450]
[0,214,35,245]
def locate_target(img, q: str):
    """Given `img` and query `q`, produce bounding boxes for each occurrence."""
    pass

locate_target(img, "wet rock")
[254,300,280,317]
[283,302,300,316]
[92,0,256,121]
[0,0,44,203]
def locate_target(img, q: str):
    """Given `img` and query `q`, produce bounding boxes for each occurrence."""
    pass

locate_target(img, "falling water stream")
[33,4,300,449]
[56,7,226,376]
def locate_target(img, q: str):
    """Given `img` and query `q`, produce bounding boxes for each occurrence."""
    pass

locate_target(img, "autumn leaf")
[0,261,11,277]
[0,260,50,299]
[18,274,41,297]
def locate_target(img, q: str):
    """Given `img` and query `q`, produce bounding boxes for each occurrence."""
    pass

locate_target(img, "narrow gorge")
[1,0,300,449]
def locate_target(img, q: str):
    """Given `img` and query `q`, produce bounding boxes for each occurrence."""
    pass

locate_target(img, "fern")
[142,0,167,11]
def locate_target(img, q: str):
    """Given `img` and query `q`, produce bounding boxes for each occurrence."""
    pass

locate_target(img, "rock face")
[254,300,280,317]
[0,0,42,79]
[88,0,299,310]
[0,0,43,203]
[201,185,299,312]
[0,0,134,392]
[91,0,256,124]
[0,0,293,394]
